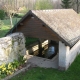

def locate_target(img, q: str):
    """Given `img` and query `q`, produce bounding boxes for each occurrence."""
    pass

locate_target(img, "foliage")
[14,13,25,18]
[0,55,26,79]
[0,20,4,29]
[61,0,72,8]
[2,0,19,28]
[10,54,80,80]
[18,6,29,13]
[0,10,5,20]
[34,0,53,10]
[72,0,80,13]
[18,55,26,65]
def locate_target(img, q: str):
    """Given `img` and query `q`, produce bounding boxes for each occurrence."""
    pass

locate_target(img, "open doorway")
[25,38,58,59]
[37,40,58,59]
[46,40,58,59]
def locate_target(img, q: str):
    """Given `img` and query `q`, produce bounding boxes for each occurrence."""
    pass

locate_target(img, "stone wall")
[0,33,26,65]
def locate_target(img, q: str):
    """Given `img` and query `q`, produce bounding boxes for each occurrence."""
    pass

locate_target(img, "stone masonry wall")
[0,33,26,65]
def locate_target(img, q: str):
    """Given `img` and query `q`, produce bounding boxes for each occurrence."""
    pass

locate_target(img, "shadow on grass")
[0,29,10,38]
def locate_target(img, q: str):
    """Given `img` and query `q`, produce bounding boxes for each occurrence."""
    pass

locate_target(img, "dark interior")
[27,39,59,59]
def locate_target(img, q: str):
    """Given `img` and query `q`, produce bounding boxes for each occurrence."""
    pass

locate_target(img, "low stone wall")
[0,33,26,65]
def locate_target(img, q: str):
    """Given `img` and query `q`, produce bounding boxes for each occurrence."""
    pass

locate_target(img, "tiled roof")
[6,9,80,47]
[31,9,80,46]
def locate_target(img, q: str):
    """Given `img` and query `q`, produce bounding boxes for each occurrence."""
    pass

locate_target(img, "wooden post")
[38,39,43,57]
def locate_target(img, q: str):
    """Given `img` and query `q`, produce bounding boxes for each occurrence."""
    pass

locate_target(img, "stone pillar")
[58,41,70,70]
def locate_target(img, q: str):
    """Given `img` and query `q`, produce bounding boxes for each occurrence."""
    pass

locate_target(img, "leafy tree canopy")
[61,0,72,9]
[34,0,53,10]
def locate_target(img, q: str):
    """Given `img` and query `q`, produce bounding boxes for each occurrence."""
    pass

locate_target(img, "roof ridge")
[31,9,73,12]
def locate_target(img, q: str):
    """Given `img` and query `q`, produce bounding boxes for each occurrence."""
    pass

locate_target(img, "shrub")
[0,10,5,20]
[0,20,4,29]
[61,0,72,9]
[14,13,25,18]
[0,55,26,79]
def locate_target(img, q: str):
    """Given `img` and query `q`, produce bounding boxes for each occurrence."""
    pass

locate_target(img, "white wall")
[67,40,80,66]
[59,41,70,70]
[0,33,26,65]
[59,40,80,70]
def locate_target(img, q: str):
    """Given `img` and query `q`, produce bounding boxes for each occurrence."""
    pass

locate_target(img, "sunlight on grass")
[0,25,10,38]
[2,18,21,25]
[0,18,21,38]
[10,54,80,80]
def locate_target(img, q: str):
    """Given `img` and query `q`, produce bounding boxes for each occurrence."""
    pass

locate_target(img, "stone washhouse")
[6,9,80,70]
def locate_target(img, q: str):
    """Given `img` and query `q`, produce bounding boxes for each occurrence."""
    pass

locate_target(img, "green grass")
[25,37,38,46]
[9,54,80,80]
[0,25,10,38]
[0,18,21,38]
[2,17,21,25]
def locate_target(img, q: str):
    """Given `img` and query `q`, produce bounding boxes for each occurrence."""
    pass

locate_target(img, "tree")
[76,0,80,13]
[61,0,72,9]
[72,0,80,13]
[2,0,19,28]
[0,10,5,20]
[34,0,53,10]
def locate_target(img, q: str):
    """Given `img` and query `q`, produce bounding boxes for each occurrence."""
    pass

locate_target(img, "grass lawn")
[0,25,10,38]
[2,17,21,25]
[25,37,38,46]
[0,18,21,38]
[9,54,80,80]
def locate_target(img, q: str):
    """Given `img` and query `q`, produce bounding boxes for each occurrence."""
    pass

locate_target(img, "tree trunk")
[77,0,79,13]
[10,15,13,28]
